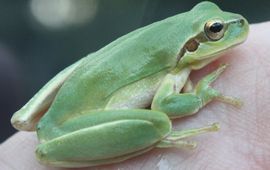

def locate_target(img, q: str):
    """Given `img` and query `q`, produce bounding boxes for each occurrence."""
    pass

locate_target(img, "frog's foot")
[195,64,242,107]
[156,123,220,149]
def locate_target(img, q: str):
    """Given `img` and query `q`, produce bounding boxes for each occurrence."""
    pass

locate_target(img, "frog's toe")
[156,123,220,149]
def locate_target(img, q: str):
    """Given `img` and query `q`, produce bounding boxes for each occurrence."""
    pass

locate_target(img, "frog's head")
[177,1,249,70]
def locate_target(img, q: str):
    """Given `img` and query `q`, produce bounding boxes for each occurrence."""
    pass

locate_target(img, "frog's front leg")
[152,64,242,118]
[183,78,194,93]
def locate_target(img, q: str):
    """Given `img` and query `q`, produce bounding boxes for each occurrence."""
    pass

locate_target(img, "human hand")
[1,22,270,170]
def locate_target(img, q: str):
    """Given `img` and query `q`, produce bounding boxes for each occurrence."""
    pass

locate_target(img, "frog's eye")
[204,20,225,41]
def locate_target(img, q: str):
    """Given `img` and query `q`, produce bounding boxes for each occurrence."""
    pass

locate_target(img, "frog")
[10,1,249,168]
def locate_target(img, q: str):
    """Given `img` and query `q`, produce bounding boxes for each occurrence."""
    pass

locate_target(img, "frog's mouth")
[192,42,242,69]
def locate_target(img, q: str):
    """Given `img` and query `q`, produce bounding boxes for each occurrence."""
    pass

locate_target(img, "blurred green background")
[1,0,270,142]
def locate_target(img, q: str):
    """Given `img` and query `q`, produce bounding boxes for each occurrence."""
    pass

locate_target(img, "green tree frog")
[11,1,249,168]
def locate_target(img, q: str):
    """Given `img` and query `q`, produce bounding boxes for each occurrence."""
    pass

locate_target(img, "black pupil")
[209,22,223,33]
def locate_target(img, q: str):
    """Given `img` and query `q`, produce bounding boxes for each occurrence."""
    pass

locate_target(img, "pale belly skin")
[105,71,167,110]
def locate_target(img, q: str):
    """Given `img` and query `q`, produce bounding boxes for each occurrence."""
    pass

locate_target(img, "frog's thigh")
[36,109,171,168]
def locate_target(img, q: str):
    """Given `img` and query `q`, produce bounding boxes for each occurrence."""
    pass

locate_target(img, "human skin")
[1,22,270,170]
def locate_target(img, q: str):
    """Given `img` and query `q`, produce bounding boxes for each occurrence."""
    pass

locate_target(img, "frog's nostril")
[236,18,246,27]
[238,18,245,27]
[227,18,246,27]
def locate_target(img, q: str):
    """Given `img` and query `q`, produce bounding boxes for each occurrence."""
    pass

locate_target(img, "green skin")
[10,2,249,168]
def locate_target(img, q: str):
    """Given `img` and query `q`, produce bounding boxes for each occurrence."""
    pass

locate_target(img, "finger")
[0,132,59,170]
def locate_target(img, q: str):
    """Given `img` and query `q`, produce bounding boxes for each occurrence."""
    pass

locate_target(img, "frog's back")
[44,12,192,120]
[46,18,189,119]
[48,44,170,120]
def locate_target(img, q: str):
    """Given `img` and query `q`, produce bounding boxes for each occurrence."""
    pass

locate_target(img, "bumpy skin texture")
[2,22,270,170]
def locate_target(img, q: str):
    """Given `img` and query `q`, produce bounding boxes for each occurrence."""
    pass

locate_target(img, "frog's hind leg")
[36,109,171,167]
[36,109,220,167]
[152,64,242,118]
[156,123,220,149]
[37,146,154,168]
[11,58,85,131]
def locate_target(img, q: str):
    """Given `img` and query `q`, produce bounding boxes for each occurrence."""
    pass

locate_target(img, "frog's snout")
[234,18,248,29]
[226,16,249,43]
[227,16,248,28]
[239,18,246,27]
